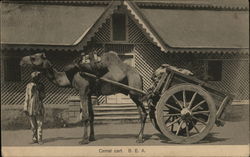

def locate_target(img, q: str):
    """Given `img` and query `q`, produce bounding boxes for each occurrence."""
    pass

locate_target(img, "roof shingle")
[140,8,249,48]
[1,3,106,45]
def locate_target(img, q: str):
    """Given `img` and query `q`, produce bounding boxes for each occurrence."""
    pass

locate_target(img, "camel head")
[20,53,52,71]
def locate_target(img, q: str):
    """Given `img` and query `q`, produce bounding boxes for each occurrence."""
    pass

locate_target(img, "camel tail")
[140,74,144,91]
[139,74,145,98]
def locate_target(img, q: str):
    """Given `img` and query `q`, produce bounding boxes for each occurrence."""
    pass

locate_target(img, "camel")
[20,51,148,144]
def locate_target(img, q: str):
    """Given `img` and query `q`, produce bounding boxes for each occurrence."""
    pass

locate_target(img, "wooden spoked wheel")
[156,83,216,144]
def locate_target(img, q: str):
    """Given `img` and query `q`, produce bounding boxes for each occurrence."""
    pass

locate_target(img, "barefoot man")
[23,71,46,144]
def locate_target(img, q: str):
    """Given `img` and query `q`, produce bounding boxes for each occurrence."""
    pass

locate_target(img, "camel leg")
[79,90,90,145]
[88,95,95,141]
[130,96,148,143]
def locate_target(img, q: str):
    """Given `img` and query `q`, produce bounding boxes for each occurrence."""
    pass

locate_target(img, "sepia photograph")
[1,0,249,156]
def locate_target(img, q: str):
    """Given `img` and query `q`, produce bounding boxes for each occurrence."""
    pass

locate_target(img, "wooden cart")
[82,64,234,144]
[147,65,234,144]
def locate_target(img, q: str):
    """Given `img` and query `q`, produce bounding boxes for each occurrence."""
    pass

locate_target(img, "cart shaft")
[81,72,147,95]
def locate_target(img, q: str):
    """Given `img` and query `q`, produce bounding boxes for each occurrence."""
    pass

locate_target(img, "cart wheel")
[156,83,216,144]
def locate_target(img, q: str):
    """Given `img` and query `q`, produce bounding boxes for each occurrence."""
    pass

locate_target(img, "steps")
[106,94,134,104]
[94,111,139,116]
[67,102,149,123]
[67,95,150,123]
[94,103,140,121]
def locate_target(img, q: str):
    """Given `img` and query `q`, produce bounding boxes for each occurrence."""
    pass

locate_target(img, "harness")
[29,56,56,82]
[29,56,46,72]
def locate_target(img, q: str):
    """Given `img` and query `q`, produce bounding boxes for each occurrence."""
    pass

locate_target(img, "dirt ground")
[1,120,249,146]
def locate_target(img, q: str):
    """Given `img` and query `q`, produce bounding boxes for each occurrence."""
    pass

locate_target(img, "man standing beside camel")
[23,71,46,144]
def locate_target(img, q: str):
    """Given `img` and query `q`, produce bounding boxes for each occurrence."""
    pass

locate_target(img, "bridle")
[29,55,57,80]
[30,56,35,66]
[29,55,48,72]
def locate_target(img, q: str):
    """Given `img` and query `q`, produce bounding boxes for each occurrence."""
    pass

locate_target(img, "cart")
[82,64,234,144]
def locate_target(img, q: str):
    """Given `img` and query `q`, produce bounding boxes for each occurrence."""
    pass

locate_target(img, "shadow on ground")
[150,132,228,144]
[42,134,154,144]
[42,132,228,144]
[95,134,153,141]
[197,133,229,144]
[43,136,82,143]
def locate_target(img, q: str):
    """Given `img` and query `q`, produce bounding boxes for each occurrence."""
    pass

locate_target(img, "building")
[1,0,249,105]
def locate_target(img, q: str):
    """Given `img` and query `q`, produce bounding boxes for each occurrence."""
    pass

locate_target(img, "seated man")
[78,51,128,84]
[78,51,108,77]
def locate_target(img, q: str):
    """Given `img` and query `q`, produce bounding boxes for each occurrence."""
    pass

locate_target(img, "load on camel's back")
[70,51,143,95]
[78,51,129,82]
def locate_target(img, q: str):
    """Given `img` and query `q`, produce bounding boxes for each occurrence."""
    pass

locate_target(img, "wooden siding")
[128,16,249,99]
[92,18,111,43]
[1,52,80,105]
[209,59,249,100]
[128,17,151,44]
[135,43,249,100]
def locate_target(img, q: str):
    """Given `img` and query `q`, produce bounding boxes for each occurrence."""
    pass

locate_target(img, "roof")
[140,8,249,49]
[1,0,249,53]
[4,0,248,10]
[136,0,249,10]
[1,3,106,45]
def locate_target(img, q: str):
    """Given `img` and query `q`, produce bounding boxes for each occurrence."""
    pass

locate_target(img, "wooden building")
[1,0,249,105]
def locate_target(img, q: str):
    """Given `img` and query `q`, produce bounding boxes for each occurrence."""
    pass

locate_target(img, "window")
[118,54,135,67]
[112,13,126,41]
[4,57,21,82]
[207,60,222,81]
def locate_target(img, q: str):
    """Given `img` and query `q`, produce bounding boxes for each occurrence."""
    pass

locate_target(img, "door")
[106,54,135,104]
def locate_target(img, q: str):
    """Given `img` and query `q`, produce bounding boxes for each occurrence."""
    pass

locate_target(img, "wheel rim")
[156,84,216,144]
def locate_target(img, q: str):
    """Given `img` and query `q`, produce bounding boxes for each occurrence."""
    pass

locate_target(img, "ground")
[1,120,249,146]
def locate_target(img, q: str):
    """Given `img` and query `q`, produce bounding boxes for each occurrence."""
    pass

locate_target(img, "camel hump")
[107,51,118,55]
[101,51,122,66]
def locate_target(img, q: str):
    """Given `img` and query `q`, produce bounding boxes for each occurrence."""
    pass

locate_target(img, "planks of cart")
[81,64,234,144]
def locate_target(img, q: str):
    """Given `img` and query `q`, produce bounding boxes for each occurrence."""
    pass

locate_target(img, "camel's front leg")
[88,95,95,141]
[79,92,90,145]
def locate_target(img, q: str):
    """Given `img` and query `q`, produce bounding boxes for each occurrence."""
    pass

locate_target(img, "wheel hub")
[180,108,192,120]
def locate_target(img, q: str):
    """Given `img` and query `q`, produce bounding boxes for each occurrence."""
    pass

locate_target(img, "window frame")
[110,13,128,43]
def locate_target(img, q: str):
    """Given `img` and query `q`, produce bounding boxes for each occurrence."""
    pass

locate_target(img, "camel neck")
[44,67,71,87]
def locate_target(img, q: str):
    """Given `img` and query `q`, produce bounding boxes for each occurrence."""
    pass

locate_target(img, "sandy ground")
[1,120,249,146]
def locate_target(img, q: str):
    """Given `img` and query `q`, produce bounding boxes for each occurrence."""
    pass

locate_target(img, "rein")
[29,55,52,78]
[30,56,36,66]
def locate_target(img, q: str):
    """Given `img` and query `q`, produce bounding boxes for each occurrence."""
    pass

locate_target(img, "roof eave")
[135,1,249,11]
[124,0,169,53]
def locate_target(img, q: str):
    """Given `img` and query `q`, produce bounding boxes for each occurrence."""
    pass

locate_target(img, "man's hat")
[31,71,41,78]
